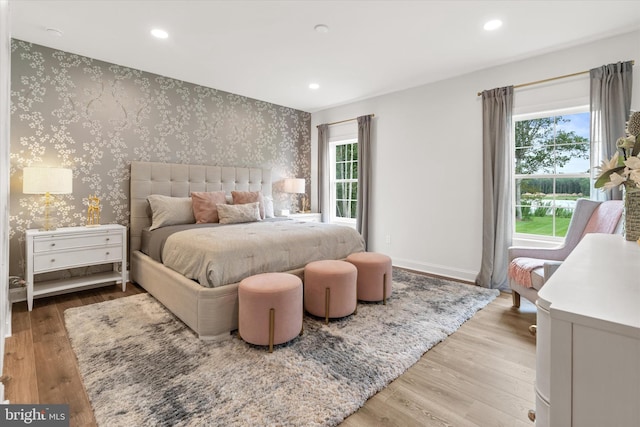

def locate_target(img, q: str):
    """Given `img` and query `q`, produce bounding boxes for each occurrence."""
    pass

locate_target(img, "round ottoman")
[238,272,303,352]
[346,252,393,304]
[304,260,357,324]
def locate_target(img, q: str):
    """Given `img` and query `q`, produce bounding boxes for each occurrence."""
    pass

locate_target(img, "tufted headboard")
[129,161,272,255]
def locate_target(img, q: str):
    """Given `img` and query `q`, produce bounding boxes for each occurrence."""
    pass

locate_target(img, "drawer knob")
[106,252,110,255]
[51,259,55,262]
[51,243,56,247]
[106,238,110,241]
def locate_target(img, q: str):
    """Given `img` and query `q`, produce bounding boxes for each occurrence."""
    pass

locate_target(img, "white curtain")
[590,61,633,201]
[476,87,514,290]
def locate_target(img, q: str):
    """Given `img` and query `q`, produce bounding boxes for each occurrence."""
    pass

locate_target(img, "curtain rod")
[316,114,375,128]
[476,59,635,97]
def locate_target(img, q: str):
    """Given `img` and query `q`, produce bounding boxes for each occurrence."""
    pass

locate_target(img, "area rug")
[64,269,499,427]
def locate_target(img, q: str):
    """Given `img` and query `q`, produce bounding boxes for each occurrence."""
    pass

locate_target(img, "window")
[513,108,591,239]
[330,139,358,224]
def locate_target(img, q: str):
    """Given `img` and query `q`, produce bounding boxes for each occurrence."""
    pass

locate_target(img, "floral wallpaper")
[9,40,311,277]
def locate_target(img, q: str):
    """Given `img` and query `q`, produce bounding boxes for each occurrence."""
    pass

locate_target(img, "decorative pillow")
[231,191,265,219]
[263,196,275,218]
[217,202,262,224]
[191,191,227,223]
[147,195,195,231]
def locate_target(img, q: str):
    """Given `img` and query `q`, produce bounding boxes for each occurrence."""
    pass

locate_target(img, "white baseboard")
[391,257,477,283]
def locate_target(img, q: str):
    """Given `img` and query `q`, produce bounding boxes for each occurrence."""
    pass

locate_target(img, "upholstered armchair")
[508,199,623,308]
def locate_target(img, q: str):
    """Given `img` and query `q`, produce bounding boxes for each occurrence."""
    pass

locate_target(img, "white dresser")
[25,224,127,310]
[536,234,640,426]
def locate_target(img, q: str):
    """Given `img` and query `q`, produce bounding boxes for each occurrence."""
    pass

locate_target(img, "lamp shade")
[23,167,73,194]
[283,178,305,194]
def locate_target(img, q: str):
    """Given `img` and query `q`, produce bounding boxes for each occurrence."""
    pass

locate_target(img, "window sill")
[512,235,563,248]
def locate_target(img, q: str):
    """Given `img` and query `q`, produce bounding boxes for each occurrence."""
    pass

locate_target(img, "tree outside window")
[514,111,590,238]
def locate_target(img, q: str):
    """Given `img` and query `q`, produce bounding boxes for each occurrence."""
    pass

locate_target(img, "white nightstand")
[288,212,322,222]
[25,224,127,310]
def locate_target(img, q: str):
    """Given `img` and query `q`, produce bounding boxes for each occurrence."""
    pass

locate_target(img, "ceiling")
[9,1,640,113]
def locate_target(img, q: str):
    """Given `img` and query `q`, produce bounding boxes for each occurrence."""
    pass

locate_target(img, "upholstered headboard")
[129,161,272,254]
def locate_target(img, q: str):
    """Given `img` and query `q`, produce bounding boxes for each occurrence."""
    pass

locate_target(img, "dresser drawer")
[34,231,123,253]
[33,246,122,272]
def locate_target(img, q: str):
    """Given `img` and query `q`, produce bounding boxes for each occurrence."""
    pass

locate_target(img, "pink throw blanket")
[508,257,544,288]
[581,200,623,237]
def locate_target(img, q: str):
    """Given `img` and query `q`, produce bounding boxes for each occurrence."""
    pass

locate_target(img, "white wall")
[311,30,640,282]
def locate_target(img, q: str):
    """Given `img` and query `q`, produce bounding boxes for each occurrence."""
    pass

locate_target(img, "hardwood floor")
[3,282,537,427]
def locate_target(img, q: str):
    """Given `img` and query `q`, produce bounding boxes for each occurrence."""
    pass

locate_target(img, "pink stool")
[238,272,303,352]
[346,252,393,304]
[304,260,357,324]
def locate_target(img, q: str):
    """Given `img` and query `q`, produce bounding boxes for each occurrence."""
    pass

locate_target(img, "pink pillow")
[191,191,227,223]
[231,191,265,219]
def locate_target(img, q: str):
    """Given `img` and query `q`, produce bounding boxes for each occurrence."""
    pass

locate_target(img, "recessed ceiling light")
[45,27,63,37]
[151,28,169,39]
[314,24,329,33]
[309,83,320,90]
[483,19,503,31]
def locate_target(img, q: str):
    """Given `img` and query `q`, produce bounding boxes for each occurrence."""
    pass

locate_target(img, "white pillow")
[263,196,275,218]
[147,195,195,231]
[217,202,262,224]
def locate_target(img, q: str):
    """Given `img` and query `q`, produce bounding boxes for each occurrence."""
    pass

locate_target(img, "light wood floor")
[3,282,537,427]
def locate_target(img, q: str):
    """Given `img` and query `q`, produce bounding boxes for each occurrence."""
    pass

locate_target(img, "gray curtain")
[476,87,514,290]
[317,124,330,222]
[590,61,633,201]
[356,115,373,248]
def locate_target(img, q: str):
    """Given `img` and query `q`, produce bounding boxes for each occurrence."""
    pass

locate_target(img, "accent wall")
[9,40,311,277]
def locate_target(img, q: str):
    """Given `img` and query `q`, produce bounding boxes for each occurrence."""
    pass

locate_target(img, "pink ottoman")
[304,260,357,324]
[238,272,303,352]
[346,252,393,304]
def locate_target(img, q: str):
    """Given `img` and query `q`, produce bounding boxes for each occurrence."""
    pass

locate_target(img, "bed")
[129,161,365,340]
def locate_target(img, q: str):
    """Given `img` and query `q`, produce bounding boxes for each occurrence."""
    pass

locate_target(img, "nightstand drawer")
[33,246,122,272]
[33,231,123,253]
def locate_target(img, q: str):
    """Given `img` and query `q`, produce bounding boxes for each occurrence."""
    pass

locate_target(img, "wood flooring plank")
[2,303,39,404]
[410,358,534,421]
[29,300,67,344]
[390,373,478,427]
[465,398,533,427]
[32,334,96,427]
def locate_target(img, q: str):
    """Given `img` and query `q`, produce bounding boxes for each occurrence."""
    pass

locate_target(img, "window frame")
[329,137,358,226]
[512,105,591,243]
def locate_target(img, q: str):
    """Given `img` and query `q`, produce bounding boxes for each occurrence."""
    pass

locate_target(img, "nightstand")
[288,212,322,222]
[25,224,127,310]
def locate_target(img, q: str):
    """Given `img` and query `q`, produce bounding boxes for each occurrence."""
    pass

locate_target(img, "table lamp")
[23,167,73,231]
[283,178,305,214]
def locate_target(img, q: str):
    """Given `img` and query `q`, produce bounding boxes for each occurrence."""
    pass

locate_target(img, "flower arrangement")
[595,111,640,191]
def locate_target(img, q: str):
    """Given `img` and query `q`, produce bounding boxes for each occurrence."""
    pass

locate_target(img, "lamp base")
[35,216,58,231]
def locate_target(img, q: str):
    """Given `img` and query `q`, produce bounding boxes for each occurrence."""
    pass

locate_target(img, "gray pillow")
[147,195,195,230]
[217,202,261,224]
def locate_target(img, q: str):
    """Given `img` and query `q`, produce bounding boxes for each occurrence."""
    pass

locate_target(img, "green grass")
[516,216,571,237]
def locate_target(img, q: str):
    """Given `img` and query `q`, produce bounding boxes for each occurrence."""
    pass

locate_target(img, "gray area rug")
[65,269,499,427]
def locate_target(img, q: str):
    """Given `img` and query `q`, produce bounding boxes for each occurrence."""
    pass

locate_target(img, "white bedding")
[161,219,365,287]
